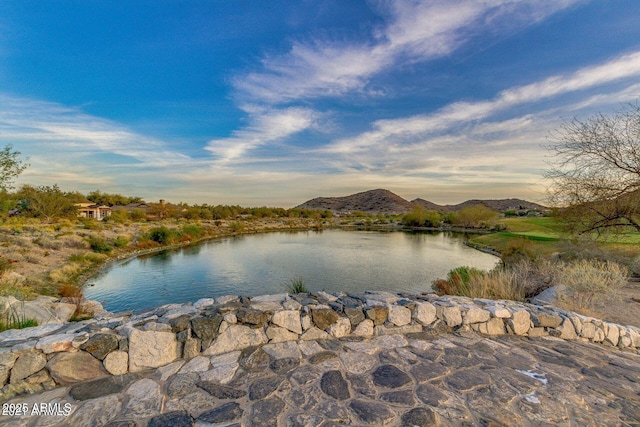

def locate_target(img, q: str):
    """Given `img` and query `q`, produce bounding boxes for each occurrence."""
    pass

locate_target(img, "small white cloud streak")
[205,106,321,163]
[234,0,579,104]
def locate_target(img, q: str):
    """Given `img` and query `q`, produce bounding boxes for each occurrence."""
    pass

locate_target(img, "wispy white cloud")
[0,94,192,168]
[205,106,322,163]
[234,0,580,104]
[323,51,640,154]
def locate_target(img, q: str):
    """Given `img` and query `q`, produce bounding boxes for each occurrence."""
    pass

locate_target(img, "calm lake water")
[84,229,499,312]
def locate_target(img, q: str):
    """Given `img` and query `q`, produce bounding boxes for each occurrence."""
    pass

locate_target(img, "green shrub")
[113,235,129,248]
[229,221,245,233]
[86,236,112,253]
[147,226,175,244]
[181,224,204,239]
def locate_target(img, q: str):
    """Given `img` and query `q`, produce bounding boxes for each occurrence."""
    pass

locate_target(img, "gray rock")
[530,311,563,328]
[339,351,377,375]
[365,305,388,325]
[309,351,338,364]
[249,376,283,400]
[103,350,128,375]
[389,305,412,326]
[197,402,243,424]
[320,370,350,400]
[197,381,247,399]
[148,410,193,427]
[123,378,162,418]
[200,351,240,384]
[270,357,299,374]
[380,389,416,405]
[271,310,302,334]
[266,325,299,343]
[327,317,351,338]
[190,315,223,342]
[439,305,462,327]
[237,308,269,327]
[46,351,107,385]
[10,352,47,383]
[401,407,437,426]
[312,308,340,330]
[203,324,267,356]
[167,372,199,397]
[344,306,365,327]
[445,369,490,391]
[413,302,437,326]
[35,333,78,353]
[507,310,530,335]
[250,396,285,427]
[353,319,374,336]
[415,383,448,406]
[69,373,138,401]
[372,364,412,388]
[79,333,119,360]
[128,329,180,372]
[349,399,395,424]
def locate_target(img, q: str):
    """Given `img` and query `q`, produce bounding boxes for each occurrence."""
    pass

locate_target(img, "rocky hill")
[413,197,547,212]
[297,189,546,214]
[296,189,415,214]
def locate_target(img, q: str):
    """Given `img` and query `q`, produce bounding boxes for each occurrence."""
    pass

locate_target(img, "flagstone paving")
[1,331,639,426]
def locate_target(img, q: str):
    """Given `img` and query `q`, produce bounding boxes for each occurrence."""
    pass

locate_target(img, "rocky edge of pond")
[0,289,638,405]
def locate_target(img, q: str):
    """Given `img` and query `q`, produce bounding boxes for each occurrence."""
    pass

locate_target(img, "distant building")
[75,202,112,220]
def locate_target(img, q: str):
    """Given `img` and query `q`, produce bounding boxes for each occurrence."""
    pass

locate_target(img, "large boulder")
[128,329,180,373]
[47,352,108,385]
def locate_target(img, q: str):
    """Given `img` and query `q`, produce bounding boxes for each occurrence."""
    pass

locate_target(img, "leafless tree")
[546,102,640,234]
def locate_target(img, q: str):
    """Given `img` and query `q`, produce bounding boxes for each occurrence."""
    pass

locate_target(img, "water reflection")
[84,229,499,312]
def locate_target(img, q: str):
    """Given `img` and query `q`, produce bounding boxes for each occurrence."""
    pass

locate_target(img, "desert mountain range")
[296,189,546,214]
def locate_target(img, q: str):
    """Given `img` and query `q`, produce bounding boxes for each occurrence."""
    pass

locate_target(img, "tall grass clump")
[557,259,628,311]
[432,265,526,301]
[283,277,309,294]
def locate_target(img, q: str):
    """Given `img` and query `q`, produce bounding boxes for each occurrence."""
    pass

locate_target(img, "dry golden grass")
[556,259,628,312]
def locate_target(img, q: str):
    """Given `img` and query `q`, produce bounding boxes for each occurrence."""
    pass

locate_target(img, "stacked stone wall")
[1,290,639,401]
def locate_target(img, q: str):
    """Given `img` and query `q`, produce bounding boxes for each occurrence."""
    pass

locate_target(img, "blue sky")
[1,1,639,206]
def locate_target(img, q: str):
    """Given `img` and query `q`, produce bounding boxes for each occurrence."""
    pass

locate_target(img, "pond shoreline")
[82,226,500,313]
[80,222,498,289]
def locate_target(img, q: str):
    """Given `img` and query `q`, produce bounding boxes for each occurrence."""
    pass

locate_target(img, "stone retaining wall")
[1,290,639,402]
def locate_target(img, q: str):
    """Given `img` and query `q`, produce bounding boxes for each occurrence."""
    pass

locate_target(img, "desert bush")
[113,235,130,248]
[229,221,245,233]
[147,226,176,244]
[59,234,90,249]
[86,235,112,253]
[58,283,83,299]
[0,256,15,277]
[403,207,441,227]
[78,217,104,230]
[33,236,62,250]
[557,259,628,310]
[500,237,537,267]
[181,224,204,239]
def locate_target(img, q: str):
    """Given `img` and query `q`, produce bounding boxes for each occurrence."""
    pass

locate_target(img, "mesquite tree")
[546,103,640,234]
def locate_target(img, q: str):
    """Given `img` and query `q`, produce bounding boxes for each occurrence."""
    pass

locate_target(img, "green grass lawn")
[470,216,640,261]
